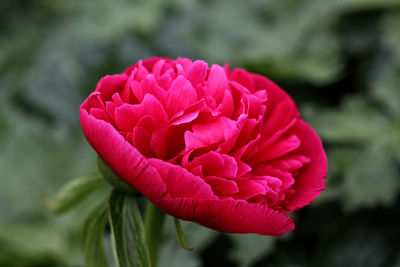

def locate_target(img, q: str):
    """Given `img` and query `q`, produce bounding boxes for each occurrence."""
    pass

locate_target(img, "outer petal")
[283,121,327,212]
[95,74,128,101]
[148,159,218,200]
[252,73,300,139]
[79,107,167,200]
[154,198,295,235]
[124,57,168,75]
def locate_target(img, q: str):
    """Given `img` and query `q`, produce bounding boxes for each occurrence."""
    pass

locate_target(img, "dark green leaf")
[108,190,151,267]
[45,173,106,214]
[174,218,193,251]
[83,203,109,267]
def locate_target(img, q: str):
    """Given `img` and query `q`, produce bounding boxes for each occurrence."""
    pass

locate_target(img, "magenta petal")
[204,176,239,195]
[136,115,162,132]
[207,64,228,104]
[151,59,165,78]
[188,151,238,178]
[142,57,168,71]
[154,198,295,235]
[158,72,173,90]
[184,117,238,151]
[175,57,193,71]
[187,60,208,86]
[231,68,254,91]
[139,74,167,103]
[283,121,327,212]
[79,108,167,200]
[148,159,218,200]
[81,92,104,112]
[135,60,149,81]
[234,180,267,200]
[268,155,311,172]
[115,94,168,131]
[150,127,168,159]
[95,74,128,101]
[165,75,197,116]
[170,111,200,126]
[217,89,235,118]
[131,126,154,158]
[252,135,301,164]
[253,167,295,192]
[89,108,111,123]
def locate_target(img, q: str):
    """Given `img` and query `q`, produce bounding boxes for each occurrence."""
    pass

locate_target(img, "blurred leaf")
[305,97,388,143]
[227,234,276,267]
[158,0,342,84]
[369,55,400,117]
[160,218,213,267]
[379,119,400,161]
[316,227,388,267]
[342,145,399,210]
[83,202,109,267]
[46,173,106,214]
[0,220,65,264]
[382,11,400,61]
[159,239,200,267]
[174,218,193,251]
[338,0,400,10]
[108,190,151,267]
[0,107,97,216]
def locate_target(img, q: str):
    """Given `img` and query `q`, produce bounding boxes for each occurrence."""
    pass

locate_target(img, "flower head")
[80,57,327,235]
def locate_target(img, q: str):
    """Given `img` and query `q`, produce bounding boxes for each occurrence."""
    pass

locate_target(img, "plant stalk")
[144,201,166,267]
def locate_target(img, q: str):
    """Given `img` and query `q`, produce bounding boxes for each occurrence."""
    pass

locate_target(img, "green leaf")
[83,203,109,267]
[304,97,388,143]
[174,218,193,251]
[369,57,400,116]
[158,239,200,267]
[45,173,106,214]
[98,157,137,194]
[108,190,151,267]
[227,234,277,267]
[342,145,400,210]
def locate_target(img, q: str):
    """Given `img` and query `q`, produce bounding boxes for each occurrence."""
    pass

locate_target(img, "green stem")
[144,201,166,267]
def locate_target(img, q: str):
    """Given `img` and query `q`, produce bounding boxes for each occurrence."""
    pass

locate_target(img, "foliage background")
[1,0,400,266]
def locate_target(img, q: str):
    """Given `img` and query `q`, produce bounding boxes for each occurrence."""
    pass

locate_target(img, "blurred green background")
[1,0,400,266]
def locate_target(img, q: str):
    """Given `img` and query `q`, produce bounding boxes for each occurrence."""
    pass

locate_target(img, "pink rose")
[80,57,327,235]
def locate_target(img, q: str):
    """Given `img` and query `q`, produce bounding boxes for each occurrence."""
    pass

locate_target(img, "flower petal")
[283,121,327,212]
[184,117,238,151]
[154,198,295,235]
[231,68,254,91]
[207,64,228,104]
[250,135,301,164]
[233,180,267,200]
[115,94,168,131]
[188,151,238,178]
[204,176,239,195]
[95,74,128,101]
[148,159,218,200]
[79,108,167,200]
[165,75,198,116]
[187,60,208,86]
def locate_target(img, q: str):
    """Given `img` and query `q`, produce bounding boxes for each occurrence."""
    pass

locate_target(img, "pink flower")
[80,57,327,235]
